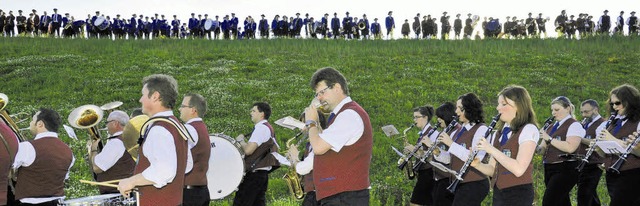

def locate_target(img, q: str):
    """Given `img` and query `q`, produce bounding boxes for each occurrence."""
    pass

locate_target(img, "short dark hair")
[131,108,143,117]
[413,105,435,122]
[253,102,271,120]
[458,93,485,124]
[185,93,207,117]
[436,102,456,125]
[310,67,349,95]
[581,99,599,109]
[36,108,62,132]
[142,74,178,109]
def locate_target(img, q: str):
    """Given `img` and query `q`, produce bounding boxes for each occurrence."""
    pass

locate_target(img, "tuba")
[68,104,104,141]
[358,21,366,30]
[0,93,27,142]
[283,132,305,199]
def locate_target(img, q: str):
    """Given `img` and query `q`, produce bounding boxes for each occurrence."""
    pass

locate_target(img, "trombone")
[0,93,29,142]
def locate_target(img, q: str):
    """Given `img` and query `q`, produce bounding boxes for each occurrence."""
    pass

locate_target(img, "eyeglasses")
[610,101,622,106]
[180,104,193,108]
[314,86,332,97]
[413,115,425,119]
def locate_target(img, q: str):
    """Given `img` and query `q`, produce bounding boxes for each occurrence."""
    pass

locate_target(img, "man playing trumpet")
[89,110,135,194]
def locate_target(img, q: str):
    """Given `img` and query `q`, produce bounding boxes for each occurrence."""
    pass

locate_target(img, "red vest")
[0,122,19,205]
[15,136,73,200]
[184,121,211,186]
[313,101,372,200]
[577,117,605,165]
[134,116,188,206]
[544,118,577,163]
[449,123,487,183]
[603,119,640,171]
[96,135,135,194]
[492,127,533,189]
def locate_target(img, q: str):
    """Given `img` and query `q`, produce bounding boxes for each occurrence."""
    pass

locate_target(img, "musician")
[437,93,489,206]
[440,12,450,40]
[129,14,138,39]
[201,14,211,39]
[89,11,99,38]
[13,108,74,205]
[526,13,536,37]
[62,13,72,38]
[27,13,34,36]
[331,13,340,39]
[538,96,584,206]
[412,14,421,39]
[371,18,381,40]
[16,10,26,36]
[401,19,410,39]
[221,15,231,39]
[187,13,198,39]
[352,17,360,39]
[599,10,611,34]
[213,15,221,39]
[294,13,303,38]
[615,11,624,35]
[0,11,5,36]
[481,17,489,38]
[5,11,15,37]
[574,99,606,206]
[143,16,151,39]
[586,15,596,36]
[421,15,430,39]
[258,14,269,39]
[405,105,438,206]
[555,10,568,37]
[304,67,373,205]
[566,15,577,39]
[117,74,192,205]
[234,102,280,206]
[112,15,124,39]
[627,11,637,35]
[342,12,353,39]
[421,102,456,206]
[271,15,280,38]
[39,11,50,37]
[319,13,328,38]
[89,111,135,194]
[536,13,547,38]
[597,84,640,206]
[385,11,395,39]
[50,8,62,37]
[304,13,310,37]
[576,14,586,38]
[464,13,473,39]
[475,85,539,206]
[31,9,39,36]
[121,108,147,160]
[453,14,462,40]
[0,114,19,206]
[230,13,239,39]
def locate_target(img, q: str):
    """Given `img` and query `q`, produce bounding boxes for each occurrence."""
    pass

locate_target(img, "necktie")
[500,127,511,146]
[583,121,589,129]
[613,119,623,135]
[549,122,559,135]
[454,127,468,142]
[328,113,336,123]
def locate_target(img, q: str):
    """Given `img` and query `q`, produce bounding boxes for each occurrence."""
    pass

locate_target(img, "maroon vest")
[544,118,577,163]
[603,119,640,171]
[302,143,315,193]
[0,122,19,205]
[449,123,487,183]
[134,116,188,206]
[433,124,460,180]
[15,136,73,200]
[577,117,605,165]
[96,135,135,194]
[314,101,373,200]
[184,121,211,186]
[492,127,533,189]
[244,122,279,171]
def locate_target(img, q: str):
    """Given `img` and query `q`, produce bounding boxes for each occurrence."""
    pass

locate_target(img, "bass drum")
[204,19,214,31]
[94,17,110,31]
[207,133,245,199]
[60,193,137,206]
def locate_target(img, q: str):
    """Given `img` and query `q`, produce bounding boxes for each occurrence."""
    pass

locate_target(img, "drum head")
[207,134,245,199]
[62,194,121,205]
[205,19,214,31]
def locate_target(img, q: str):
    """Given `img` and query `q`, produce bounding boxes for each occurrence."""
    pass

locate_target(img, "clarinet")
[608,130,640,174]
[413,116,459,171]
[407,123,440,171]
[576,112,616,172]
[446,113,501,194]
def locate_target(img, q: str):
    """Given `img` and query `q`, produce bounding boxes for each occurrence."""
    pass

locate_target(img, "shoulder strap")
[140,117,194,143]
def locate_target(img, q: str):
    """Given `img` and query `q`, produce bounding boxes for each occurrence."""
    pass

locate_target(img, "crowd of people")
[0,7,638,40]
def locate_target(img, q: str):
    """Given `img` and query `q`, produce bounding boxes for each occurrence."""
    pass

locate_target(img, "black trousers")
[432,178,453,206]
[183,185,210,206]
[302,191,320,206]
[451,179,489,206]
[411,168,435,205]
[320,189,368,206]
[606,167,640,206]
[543,161,579,206]
[492,184,534,206]
[233,170,268,206]
[577,164,602,206]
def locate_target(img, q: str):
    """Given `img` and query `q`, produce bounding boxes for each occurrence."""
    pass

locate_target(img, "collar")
[152,110,174,118]
[589,114,602,124]
[557,115,572,126]
[331,96,353,115]
[420,123,432,134]
[186,118,203,124]
[462,122,476,130]
[109,131,123,138]
[255,119,267,126]
[35,132,58,140]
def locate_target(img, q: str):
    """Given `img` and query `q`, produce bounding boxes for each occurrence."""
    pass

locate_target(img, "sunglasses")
[610,101,622,106]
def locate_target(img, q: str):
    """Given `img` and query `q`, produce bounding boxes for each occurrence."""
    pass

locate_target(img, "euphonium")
[0,93,27,142]
[283,132,305,199]
[358,21,366,30]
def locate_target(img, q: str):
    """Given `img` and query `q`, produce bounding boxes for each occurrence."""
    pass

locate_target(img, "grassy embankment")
[1,37,639,205]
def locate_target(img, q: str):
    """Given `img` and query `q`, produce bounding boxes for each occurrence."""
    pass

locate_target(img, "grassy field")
[1,37,640,205]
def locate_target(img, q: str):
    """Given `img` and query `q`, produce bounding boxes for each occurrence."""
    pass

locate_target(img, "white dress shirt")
[184,118,203,150]
[295,150,314,175]
[490,123,540,145]
[141,111,193,188]
[553,115,586,139]
[595,114,640,136]
[13,132,75,204]
[249,119,276,171]
[319,97,364,153]
[448,123,488,162]
[420,123,441,143]
[95,131,126,171]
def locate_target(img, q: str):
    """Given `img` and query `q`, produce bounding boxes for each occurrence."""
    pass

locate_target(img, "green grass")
[2,36,640,205]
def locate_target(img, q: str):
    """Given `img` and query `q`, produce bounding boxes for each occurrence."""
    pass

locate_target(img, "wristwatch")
[305,120,318,128]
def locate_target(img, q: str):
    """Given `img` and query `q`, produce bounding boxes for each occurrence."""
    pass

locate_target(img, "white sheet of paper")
[381,125,400,137]
[595,140,627,154]
[275,116,305,130]
[63,124,77,140]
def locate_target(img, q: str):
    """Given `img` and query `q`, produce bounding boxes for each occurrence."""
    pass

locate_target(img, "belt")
[185,185,207,189]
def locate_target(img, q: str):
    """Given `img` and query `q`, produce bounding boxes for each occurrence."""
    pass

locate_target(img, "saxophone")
[283,132,305,199]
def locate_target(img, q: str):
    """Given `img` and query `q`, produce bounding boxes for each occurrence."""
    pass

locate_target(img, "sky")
[2,0,638,38]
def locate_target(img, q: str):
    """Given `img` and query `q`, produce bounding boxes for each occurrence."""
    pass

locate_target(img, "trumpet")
[311,98,330,114]
[0,93,27,142]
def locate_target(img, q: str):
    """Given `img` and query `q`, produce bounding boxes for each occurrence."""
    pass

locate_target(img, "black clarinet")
[536,116,556,145]
[576,112,616,172]
[406,123,440,171]
[608,132,640,174]
[413,116,459,171]
[447,113,501,194]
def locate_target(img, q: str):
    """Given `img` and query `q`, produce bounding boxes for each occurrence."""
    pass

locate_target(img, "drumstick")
[102,179,122,184]
[79,180,119,188]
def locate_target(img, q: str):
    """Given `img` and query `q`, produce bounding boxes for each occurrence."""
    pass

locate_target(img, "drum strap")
[138,117,194,145]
